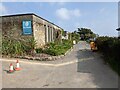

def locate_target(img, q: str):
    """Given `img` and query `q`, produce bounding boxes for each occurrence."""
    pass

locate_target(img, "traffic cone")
[8,63,14,73]
[15,60,21,71]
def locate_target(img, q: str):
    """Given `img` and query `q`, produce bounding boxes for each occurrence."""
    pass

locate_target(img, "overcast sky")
[1,2,118,36]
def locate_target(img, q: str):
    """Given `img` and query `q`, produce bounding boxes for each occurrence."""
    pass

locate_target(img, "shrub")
[43,40,73,56]
[35,48,43,53]
[2,37,36,56]
[95,36,120,75]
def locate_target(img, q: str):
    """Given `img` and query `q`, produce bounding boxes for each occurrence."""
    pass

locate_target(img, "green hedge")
[95,36,120,75]
[43,39,73,56]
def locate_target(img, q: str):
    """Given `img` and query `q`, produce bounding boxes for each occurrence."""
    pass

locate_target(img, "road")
[1,41,118,88]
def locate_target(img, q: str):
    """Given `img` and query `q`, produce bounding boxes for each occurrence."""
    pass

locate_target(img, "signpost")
[22,21,32,35]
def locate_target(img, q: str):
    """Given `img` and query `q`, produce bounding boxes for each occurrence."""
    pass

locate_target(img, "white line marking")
[55,57,94,67]
[1,59,55,67]
[1,57,94,67]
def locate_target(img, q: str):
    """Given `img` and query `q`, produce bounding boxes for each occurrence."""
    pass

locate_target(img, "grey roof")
[1,13,63,30]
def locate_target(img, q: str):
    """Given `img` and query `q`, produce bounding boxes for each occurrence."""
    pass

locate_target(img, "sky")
[0,2,118,36]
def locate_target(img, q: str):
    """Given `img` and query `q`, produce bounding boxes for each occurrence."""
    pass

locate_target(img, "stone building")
[1,13,63,48]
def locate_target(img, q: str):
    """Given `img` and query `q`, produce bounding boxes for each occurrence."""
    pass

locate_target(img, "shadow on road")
[3,69,15,74]
[76,48,118,88]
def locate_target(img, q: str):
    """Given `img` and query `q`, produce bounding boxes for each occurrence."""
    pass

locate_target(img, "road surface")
[1,41,118,88]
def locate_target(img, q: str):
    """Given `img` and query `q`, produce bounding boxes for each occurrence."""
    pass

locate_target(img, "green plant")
[2,37,36,56]
[43,40,73,56]
[35,48,43,53]
[95,36,120,75]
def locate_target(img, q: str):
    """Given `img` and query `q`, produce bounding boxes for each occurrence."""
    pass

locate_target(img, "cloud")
[0,4,7,15]
[55,8,81,20]
[56,8,70,20]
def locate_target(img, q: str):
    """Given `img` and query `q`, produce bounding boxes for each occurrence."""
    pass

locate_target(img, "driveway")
[1,41,118,88]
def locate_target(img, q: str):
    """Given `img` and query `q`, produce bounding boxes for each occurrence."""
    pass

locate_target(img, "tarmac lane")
[1,41,119,88]
[2,60,55,88]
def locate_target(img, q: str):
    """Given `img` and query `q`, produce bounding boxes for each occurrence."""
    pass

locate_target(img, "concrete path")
[1,41,118,88]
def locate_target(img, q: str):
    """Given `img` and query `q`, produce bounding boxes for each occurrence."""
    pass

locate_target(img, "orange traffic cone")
[15,60,21,71]
[8,63,14,73]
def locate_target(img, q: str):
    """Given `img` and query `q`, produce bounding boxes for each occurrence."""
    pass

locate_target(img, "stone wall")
[1,14,63,49]
[33,21,45,48]
[32,14,62,47]
[1,15,33,40]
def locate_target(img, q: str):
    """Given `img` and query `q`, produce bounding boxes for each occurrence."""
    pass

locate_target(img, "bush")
[35,48,43,53]
[95,36,120,75]
[43,40,73,56]
[2,37,73,56]
[2,37,36,56]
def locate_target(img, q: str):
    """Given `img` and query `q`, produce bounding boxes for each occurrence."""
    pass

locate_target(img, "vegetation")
[71,31,80,43]
[95,36,120,75]
[77,28,97,40]
[2,34,73,57]
[69,28,97,43]
[36,39,73,56]
[2,37,36,57]
[35,48,43,53]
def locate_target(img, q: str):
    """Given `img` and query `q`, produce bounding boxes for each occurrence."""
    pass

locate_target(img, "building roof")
[1,13,63,30]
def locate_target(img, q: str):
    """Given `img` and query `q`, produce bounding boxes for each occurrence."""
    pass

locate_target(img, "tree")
[71,30,80,43]
[77,28,96,40]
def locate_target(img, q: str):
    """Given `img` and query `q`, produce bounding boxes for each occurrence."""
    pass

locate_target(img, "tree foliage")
[77,28,96,40]
[71,31,80,43]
